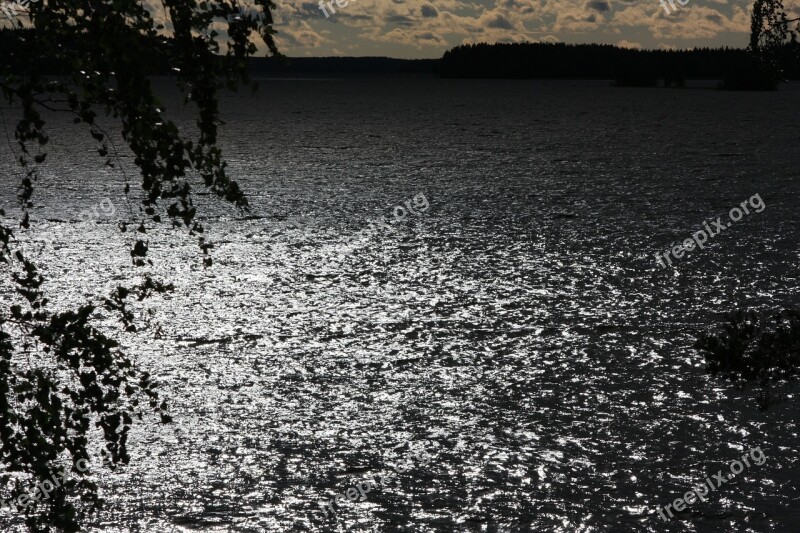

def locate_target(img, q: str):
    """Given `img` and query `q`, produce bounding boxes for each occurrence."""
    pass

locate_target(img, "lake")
[1,78,799,532]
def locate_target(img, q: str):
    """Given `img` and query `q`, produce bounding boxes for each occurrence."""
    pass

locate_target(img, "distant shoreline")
[2,27,797,83]
[247,42,799,84]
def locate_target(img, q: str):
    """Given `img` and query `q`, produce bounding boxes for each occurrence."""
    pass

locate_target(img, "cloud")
[486,13,514,29]
[420,4,438,17]
[587,0,611,12]
[374,27,449,48]
[222,0,755,57]
[539,34,561,43]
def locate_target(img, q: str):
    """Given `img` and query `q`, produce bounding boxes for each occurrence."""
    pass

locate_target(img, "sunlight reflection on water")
[1,79,799,532]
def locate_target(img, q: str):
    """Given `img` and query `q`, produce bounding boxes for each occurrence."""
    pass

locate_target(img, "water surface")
[1,79,799,532]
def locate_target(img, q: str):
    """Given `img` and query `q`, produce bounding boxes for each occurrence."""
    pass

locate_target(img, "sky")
[269,0,790,58]
[0,0,792,58]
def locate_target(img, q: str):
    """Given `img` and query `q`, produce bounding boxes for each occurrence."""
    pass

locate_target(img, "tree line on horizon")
[442,0,800,89]
[1,29,797,86]
[439,42,800,86]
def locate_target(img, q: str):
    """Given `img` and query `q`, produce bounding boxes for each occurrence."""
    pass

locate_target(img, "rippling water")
[2,79,800,532]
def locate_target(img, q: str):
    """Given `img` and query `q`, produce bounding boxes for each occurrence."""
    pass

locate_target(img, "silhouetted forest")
[3,28,798,83]
[441,42,800,84]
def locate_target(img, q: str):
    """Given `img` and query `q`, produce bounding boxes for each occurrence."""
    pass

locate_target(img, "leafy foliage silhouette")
[694,310,800,410]
[0,1,279,530]
[719,0,800,89]
[751,0,800,72]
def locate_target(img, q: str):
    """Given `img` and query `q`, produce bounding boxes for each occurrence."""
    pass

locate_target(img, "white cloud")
[617,39,642,48]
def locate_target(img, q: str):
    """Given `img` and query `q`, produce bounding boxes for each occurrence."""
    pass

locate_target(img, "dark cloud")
[417,31,442,41]
[487,14,513,30]
[587,1,611,12]
[420,4,438,18]
[387,14,416,26]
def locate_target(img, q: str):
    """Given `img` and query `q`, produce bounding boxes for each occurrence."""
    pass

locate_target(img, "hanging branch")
[0,1,280,530]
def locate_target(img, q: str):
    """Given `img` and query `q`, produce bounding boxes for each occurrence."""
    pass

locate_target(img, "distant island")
[439,42,800,87]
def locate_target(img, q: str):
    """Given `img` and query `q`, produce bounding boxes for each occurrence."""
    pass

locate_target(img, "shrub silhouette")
[694,309,800,408]
[718,55,780,90]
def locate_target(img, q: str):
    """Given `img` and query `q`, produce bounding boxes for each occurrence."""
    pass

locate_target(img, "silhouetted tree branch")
[0,1,280,531]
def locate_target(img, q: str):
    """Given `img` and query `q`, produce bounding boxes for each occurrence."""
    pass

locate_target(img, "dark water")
[1,79,800,532]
